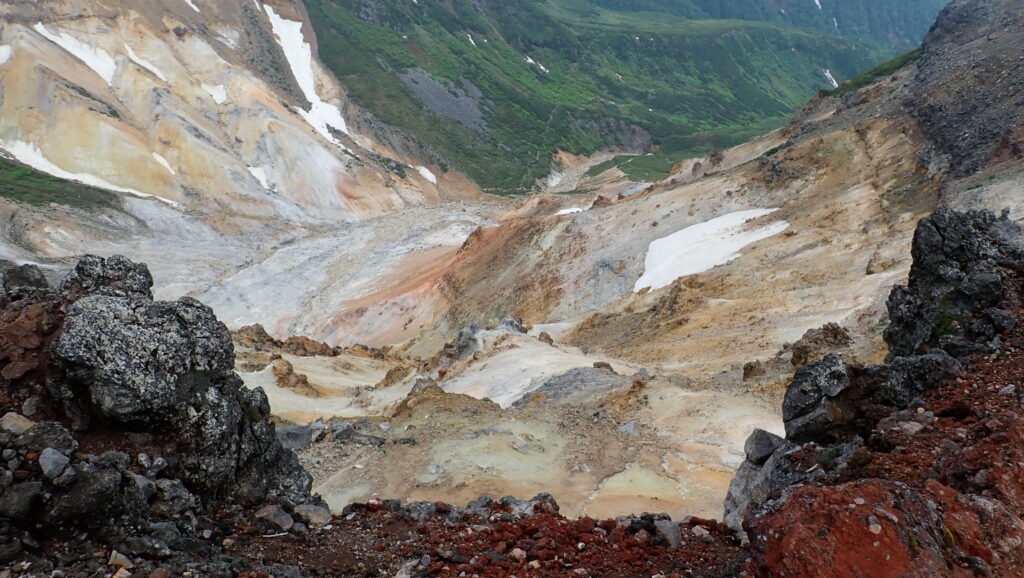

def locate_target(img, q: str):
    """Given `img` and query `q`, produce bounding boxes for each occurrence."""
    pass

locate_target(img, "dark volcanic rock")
[885,208,1024,358]
[782,354,853,442]
[1,264,48,293]
[910,0,1024,177]
[743,429,787,467]
[50,263,312,505]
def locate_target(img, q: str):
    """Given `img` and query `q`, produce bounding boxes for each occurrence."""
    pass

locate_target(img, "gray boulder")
[881,351,963,407]
[743,429,787,466]
[782,354,853,442]
[59,254,153,299]
[50,256,313,506]
[1,264,48,293]
[53,295,234,425]
[276,425,313,451]
[39,448,70,479]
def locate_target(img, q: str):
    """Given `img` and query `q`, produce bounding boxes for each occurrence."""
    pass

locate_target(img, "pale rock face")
[0,0,466,226]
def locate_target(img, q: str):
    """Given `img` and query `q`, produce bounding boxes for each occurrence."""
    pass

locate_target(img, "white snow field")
[201,83,228,104]
[263,5,350,147]
[633,208,789,292]
[124,43,167,82]
[416,166,438,184]
[33,23,117,85]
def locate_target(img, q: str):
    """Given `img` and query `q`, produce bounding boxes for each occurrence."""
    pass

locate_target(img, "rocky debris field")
[227,495,745,577]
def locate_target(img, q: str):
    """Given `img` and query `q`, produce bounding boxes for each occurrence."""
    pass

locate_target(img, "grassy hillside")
[308,0,897,192]
[589,0,949,50]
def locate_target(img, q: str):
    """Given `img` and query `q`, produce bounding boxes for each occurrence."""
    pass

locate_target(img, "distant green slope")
[588,0,949,50]
[308,0,901,192]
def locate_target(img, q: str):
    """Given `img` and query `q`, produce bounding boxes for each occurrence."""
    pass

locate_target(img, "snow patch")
[248,166,271,190]
[823,69,839,89]
[633,209,789,292]
[182,0,200,12]
[263,5,350,148]
[416,166,438,184]
[202,83,228,104]
[813,0,822,10]
[524,55,549,74]
[833,17,839,31]
[34,23,117,85]
[467,34,477,47]
[124,43,167,82]
[2,140,178,206]
[555,207,583,216]
[152,153,175,176]
[0,46,11,66]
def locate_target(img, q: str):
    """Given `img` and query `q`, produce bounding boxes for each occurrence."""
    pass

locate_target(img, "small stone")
[528,560,542,569]
[898,422,925,436]
[691,525,710,537]
[108,550,134,569]
[999,384,1016,395]
[113,570,132,578]
[255,504,294,531]
[853,497,865,505]
[39,448,70,479]
[868,515,882,535]
[379,422,391,432]
[0,414,34,435]
[149,569,172,578]
[294,504,332,527]
[509,548,527,562]
[617,421,640,436]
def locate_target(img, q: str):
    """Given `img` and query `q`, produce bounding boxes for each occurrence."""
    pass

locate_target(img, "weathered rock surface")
[0,255,320,576]
[885,208,1022,358]
[51,260,312,505]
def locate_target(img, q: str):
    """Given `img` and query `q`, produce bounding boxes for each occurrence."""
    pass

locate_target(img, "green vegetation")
[824,48,923,97]
[0,157,119,210]
[306,0,937,193]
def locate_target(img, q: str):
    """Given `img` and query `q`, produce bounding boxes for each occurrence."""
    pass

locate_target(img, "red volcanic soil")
[747,309,1024,578]
[231,504,745,577]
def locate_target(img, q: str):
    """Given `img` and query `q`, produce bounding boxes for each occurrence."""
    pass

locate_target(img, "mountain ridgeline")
[306,0,947,193]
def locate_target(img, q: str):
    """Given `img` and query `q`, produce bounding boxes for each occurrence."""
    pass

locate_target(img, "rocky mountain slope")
[0,0,1023,575]
[306,0,945,192]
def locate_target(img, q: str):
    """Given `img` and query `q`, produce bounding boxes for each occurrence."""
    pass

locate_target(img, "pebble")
[999,384,1016,395]
[509,548,527,562]
[898,422,925,436]
[108,550,134,569]
[853,497,865,506]
[867,516,882,535]
[0,413,34,435]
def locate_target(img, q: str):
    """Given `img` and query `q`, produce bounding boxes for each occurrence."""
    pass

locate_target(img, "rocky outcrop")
[909,0,1024,176]
[0,255,321,574]
[726,208,1024,574]
[885,208,1021,358]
